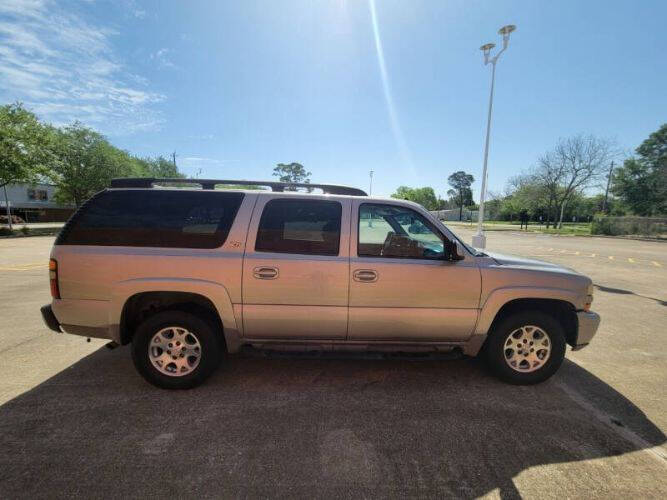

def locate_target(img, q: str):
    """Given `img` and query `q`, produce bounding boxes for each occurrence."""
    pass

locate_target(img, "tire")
[483,311,566,385]
[131,310,222,389]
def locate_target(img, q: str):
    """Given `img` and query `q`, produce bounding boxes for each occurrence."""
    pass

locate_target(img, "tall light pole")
[472,24,516,249]
[369,170,374,196]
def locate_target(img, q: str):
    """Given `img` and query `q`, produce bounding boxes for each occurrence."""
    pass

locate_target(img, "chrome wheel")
[148,326,202,377]
[503,325,551,373]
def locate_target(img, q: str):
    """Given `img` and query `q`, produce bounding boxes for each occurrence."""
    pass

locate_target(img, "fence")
[431,209,479,222]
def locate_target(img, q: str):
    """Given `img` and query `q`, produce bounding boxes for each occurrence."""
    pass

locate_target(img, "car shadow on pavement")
[0,347,664,498]
[594,283,666,306]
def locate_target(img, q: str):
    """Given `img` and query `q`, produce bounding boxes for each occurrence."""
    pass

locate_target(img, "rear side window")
[255,199,342,256]
[56,190,244,248]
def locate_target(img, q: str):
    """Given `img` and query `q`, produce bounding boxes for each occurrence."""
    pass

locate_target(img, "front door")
[242,196,351,339]
[348,201,481,342]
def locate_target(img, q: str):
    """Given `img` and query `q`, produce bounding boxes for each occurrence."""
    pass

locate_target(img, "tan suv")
[41,178,600,389]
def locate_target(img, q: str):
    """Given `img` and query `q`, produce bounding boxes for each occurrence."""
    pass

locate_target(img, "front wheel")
[483,311,566,385]
[131,311,222,389]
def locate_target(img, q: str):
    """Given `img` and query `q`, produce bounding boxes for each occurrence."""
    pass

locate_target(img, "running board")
[240,344,464,361]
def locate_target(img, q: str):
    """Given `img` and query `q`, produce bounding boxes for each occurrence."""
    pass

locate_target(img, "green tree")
[391,186,439,210]
[48,123,137,206]
[0,103,54,188]
[612,124,666,216]
[447,171,475,221]
[272,162,311,190]
[134,155,182,178]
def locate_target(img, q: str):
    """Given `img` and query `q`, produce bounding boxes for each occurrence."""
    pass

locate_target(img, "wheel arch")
[479,296,578,348]
[109,278,242,352]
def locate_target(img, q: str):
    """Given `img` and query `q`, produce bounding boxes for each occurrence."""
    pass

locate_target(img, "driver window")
[358,203,445,259]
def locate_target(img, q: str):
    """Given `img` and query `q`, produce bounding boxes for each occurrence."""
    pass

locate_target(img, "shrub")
[591,216,667,236]
[20,225,30,235]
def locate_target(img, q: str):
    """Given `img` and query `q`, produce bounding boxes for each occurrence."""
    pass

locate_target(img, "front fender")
[108,278,241,351]
[474,286,583,335]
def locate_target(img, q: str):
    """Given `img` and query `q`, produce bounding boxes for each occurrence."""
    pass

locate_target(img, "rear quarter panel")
[50,193,257,340]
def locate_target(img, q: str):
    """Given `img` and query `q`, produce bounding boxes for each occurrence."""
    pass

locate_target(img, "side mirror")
[448,241,465,261]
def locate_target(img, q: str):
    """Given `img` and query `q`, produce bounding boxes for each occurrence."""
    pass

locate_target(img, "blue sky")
[1,0,665,199]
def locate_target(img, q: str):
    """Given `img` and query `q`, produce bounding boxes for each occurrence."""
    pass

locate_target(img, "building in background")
[431,209,479,222]
[1,183,75,223]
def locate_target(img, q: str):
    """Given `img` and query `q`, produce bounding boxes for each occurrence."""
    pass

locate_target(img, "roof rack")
[110,178,367,196]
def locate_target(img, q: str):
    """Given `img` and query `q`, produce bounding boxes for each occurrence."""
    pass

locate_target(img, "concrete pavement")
[0,234,665,498]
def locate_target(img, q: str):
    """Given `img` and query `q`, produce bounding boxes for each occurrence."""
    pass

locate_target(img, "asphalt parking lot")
[0,232,665,498]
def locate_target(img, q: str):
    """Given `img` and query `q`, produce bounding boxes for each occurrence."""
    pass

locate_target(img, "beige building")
[1,183,75,223]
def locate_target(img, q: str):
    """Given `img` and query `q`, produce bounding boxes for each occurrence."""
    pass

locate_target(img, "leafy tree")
[48,123,137,206]
[134,155,182,178]
[272,162,311,190]
[612,124,666,216]
[0,103,54,188]
[391,186,439,210]
[447,171,475,221]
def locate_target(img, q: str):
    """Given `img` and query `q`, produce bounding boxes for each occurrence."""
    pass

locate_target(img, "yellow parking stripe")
[608,256,615,261]
[653,261,663,268]
[628,258,636,264]
[590,253,597,257]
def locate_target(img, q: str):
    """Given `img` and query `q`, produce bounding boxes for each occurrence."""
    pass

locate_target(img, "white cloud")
[0,0,164,134]
[150,48,176,69]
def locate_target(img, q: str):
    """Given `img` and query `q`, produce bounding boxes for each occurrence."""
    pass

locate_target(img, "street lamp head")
[498,24,516,39]
[480,42,495,56]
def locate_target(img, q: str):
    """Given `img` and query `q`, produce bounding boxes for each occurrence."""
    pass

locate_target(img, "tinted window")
[358,203,445,259]
[57,190,244,248]
[255,199,341,255]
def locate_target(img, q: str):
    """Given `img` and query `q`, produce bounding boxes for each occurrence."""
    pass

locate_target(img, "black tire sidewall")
[131,311,221,389]
[484,311,566,385]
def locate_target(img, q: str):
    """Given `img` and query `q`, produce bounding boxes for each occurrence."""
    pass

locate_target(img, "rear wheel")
[484,311,566,385]
[131,311,222,389]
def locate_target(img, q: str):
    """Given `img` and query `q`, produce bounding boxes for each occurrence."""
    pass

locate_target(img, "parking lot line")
[652,261,663,268]
[628,258,636,264]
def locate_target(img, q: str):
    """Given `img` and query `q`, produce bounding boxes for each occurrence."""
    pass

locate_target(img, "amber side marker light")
[49,259,60,299]
[584,295,593,312]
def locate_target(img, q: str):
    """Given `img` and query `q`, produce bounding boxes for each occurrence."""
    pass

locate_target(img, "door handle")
[353,269,378,282]
[253,266,279,280]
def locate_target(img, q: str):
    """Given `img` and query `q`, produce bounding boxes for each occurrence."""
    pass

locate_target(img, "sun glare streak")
[368,0,416,175]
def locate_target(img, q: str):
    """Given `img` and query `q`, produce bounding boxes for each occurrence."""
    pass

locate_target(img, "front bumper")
[572,310,601,350]
[41,304,61,333]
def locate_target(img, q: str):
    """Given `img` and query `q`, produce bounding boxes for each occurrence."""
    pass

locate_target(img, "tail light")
[49,259,60,299]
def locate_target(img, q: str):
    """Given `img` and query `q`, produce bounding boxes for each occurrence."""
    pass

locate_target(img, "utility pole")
[602,161,614,214]
[171,151,177,168]
[369,170,374,196]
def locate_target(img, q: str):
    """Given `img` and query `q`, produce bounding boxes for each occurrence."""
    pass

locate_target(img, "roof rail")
[110,178,368,196]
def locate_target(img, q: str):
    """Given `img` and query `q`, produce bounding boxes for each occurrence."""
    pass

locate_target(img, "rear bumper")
[572,310,601,350]
[40,305,61,333]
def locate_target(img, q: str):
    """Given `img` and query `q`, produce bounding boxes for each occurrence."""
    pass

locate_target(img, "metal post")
[369,170,374,196]
[602,161,614,214]
[472,62,496,249]
[3,184,12,231]
[472,25,515,248]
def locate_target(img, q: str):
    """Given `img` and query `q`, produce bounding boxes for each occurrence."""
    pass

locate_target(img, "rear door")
[241,195,351,339]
